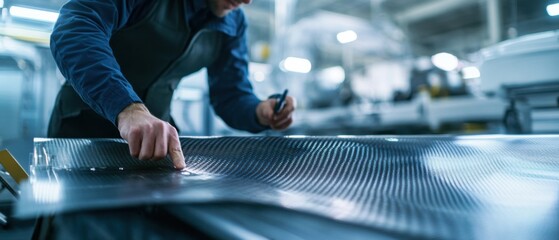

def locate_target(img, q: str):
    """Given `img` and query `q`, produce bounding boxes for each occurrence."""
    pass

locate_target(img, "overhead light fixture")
[9,6,59,23]
[0,0,4,8]
[462,66,481,79]
[337,30,358,44]
[0,25,52,44]
[547,3,559,16]
[316,66,345,89]
[431,52,459,72]
[279,57,312,73]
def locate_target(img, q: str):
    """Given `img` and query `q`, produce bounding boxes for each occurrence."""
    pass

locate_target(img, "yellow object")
[261,43,270,61]
[0,26,51,46]
[0,150,29,184]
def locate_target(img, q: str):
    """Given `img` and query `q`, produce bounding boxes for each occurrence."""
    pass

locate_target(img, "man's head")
[207,0,252,17]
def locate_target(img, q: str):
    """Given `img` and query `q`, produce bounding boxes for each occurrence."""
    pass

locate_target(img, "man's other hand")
[117,103,186,169]
[256,96,296,130]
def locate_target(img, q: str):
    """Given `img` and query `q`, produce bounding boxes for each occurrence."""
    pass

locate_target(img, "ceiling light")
[9,6,59,23]
[431,52,459,72]
[462,66,481,79]
[279,57,312,73]
[316,66,345,89]
[0,0,4,8]
[547,3,559,16]
[337,30,358,44]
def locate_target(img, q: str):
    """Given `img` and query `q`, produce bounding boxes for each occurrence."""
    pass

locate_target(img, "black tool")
[273,89,288,114]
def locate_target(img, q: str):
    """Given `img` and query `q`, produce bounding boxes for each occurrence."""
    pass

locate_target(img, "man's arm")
[51,0,185,168]
[207,10,295,133]
[51,0,142,123]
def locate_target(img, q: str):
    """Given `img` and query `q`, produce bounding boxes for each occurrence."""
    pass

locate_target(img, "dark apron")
[48,0,224,138]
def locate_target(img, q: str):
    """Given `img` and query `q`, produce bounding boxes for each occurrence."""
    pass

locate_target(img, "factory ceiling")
[3,0,557,60]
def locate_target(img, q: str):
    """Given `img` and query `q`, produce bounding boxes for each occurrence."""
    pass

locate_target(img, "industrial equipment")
[480,30,559,133]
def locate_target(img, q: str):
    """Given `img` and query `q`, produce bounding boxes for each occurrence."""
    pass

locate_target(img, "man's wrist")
[125,103,149,112]
[117,103,149,127]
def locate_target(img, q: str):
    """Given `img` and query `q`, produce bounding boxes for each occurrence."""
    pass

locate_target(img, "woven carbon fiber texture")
[18,136,559,239]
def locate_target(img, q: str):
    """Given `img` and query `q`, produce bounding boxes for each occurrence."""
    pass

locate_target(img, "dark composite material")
[17,136,559,239]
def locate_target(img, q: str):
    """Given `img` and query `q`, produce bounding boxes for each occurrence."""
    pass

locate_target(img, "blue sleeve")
[207,11,268,133]
[50,0,144,125]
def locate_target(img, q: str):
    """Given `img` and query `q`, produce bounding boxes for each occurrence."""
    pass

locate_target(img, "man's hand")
[256,96,296,130]
[117,103,186,169]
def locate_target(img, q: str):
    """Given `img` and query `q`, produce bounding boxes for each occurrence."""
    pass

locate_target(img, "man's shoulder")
[228,8,247,25]
[213,8,247,36]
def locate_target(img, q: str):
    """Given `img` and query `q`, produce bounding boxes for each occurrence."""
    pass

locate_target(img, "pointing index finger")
[168,137,186,169]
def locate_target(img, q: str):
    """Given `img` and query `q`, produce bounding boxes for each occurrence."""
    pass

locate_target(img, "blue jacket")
[50,0,267,133]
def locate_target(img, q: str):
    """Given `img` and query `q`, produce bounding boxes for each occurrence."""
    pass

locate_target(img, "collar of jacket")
[202,9,244,37]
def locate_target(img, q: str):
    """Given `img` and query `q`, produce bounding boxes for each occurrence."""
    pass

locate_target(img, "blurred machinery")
[0,37,41,141]
[258,3,514,136]
[480,30,559,133]
[270,10,411,108]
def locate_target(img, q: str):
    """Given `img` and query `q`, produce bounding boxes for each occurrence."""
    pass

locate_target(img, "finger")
[152,122,168,160]
[274,97,295,119]
[274,100,294,119]
[257,99,276,126]
[264,99,276,119]
[168,131,185,169]
[139,129,155,160]
[274,104,295,121]
[282,96,296,112]
[273,113,293,127]
[127,128,142,158]
[271,110,292,125]
[273,118,293,130]
[291,96,297,108]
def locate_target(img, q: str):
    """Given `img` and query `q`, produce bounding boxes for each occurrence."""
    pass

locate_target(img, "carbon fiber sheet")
[16,136,559,239]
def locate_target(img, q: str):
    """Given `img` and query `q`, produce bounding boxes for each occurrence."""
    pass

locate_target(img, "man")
[48,0,296,169]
